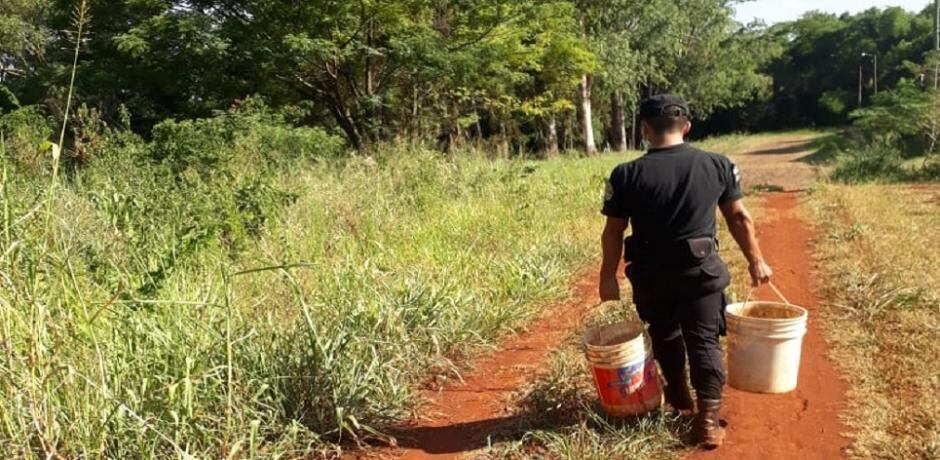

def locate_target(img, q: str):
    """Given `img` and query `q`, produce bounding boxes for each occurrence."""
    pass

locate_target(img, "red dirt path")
[379,269,604,460]
[363,135,852,460]
[688,192,849,460]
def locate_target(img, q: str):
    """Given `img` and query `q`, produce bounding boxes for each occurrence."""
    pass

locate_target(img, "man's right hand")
[599,276,621,302]
[600,216,628,302]
[749,260,773,287]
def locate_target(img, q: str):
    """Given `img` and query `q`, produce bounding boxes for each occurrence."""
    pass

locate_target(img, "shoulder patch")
[604,180,615,201]
[732,163,741,184]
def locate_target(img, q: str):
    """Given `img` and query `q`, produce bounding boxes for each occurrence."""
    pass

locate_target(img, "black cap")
[639,94,690,120]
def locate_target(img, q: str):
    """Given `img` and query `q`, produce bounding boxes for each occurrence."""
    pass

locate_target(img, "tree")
[851,80,940,159]
[587,0,673,151]
[1,0,810,153]
[150,0,591,152]
[732,6,938,131]
[0,0,51,109]
[573,0,773,150]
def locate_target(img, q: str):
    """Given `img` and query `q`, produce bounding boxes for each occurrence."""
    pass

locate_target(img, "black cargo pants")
[625,253,730,400]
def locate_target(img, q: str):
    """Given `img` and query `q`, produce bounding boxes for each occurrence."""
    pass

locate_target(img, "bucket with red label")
[584,321,663,416]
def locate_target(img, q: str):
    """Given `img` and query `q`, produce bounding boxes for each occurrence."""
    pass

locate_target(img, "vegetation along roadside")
[1,98,646,457]
[810,184,940,459]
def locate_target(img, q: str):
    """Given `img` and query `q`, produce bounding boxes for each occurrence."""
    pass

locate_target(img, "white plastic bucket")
[726,301,809,393]
[583,322,663,416]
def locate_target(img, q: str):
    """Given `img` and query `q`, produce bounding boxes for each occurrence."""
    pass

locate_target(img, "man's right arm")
[600,217,628,301]
[600,165,630,301]
[719,199,772,286]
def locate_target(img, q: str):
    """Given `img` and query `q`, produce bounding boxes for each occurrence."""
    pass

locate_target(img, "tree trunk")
[496,121,510,158]
[411,85,420,140]
[934,57,939,90]
[563,112,576,151]
[327,104,364,151]
[630,102,637,150]
[543,116,559,158]
[579,74,597,155]
[610,91,627,152]
[452,100,463,149]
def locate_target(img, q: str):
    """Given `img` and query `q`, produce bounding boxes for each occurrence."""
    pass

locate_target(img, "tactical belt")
[624,236,718,267]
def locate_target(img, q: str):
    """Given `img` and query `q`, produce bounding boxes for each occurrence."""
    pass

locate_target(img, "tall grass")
[0,102,630,460]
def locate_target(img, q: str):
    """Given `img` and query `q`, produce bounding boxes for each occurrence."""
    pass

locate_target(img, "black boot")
[651,337,694,413]
[663,371,695,413]
[694,398,725,449]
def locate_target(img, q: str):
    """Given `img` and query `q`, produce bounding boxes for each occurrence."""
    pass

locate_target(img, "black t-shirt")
[602,143,742,242]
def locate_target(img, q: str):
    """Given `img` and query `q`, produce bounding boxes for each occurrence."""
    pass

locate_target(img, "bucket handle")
[743,281,791,305]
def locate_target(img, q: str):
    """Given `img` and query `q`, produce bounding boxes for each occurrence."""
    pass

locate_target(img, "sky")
[734,0,932,24]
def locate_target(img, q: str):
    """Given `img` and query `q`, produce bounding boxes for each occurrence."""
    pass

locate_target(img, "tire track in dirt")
[728,134,824,192]
[370,269,605,460]
[688,193,849,459]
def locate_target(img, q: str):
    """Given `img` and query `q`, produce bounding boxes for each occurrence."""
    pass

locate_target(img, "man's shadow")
[388,400,693,456]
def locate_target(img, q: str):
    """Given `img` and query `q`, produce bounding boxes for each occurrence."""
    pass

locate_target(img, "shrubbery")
[0,106,53,173]
[1,97,617,457]
[830,144,909,183]
[827,80,940,183]
[3,99,346,297]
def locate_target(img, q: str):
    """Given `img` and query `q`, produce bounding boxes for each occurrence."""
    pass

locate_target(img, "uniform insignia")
[604,181,615,201]
[732,164,741,184]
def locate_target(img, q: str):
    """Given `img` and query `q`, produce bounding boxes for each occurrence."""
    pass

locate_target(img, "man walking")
[599,95,772,449]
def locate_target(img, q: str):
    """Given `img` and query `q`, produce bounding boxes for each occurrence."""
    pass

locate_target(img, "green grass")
[809,184,940,459]
[0,119,813,459]
[1,119,644,459]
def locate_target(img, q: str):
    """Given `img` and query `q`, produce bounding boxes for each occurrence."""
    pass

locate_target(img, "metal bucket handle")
[744,281,791,305]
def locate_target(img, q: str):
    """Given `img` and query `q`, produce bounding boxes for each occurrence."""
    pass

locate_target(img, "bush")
[818,90,852,121]
[0,105,53,173]
[831,145,908,183]
[850,82,938,159]
[150,97,346,175]
[827,81,940,183]
[73,98,345,295]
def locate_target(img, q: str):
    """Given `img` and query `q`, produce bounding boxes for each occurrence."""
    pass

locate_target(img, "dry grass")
[809,184,940,460]
[471,305,688,460]
[694,130,828,157]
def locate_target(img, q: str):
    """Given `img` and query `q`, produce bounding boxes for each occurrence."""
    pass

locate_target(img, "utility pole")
[858,64,864,107]
[862,52,878,96]
[935,0,939,51]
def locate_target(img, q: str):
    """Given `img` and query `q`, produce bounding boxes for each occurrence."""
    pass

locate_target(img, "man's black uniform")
[602,138,742,401]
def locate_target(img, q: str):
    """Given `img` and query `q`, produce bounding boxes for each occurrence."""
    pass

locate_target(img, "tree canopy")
[1,0,787,154]
[3,1,939,154]
[704,4,939,133]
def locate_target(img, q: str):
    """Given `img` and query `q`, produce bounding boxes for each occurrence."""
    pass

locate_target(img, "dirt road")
[382,270,603,460]
[365,133,849,460]
[686,134,849,459]
[688,192,849,460]
[726,133,826,192]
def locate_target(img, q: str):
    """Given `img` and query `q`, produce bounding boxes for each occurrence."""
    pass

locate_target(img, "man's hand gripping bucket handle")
[743,281,791,305]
